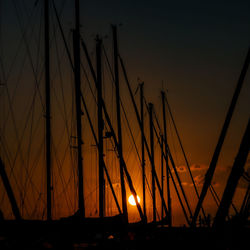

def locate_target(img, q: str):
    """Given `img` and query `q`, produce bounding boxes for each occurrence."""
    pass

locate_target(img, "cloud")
[190,164,208,172]
[176,165,187,173]
[181,182,189,186]
[193,174,205,186]
[175,164,208,173]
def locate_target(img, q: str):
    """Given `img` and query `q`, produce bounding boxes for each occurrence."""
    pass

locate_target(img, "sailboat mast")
[73,0,85,217]
[160,134,164,221]
[161,91,172,226]
[213,119,250,227]
[112,25,128,220]
[44,0,52,221]
[140,82,146,218]
[96,36,105,218]
[0,158,21,220]
[149,103,156,222]
[192,48,250,226]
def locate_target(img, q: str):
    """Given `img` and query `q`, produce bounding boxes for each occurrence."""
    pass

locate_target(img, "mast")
[80,37,144,221]
[96,36,105,218]
[0,158,21,220]
[192,48,250,226]
[240,184,250,220]
[44,0,52,221]
[112,25,128,220]
[161,91,172,226]
[73,0,85,217]
[213,119,250,227]
[149,103,156,222]
[140,82,146,218]
[164,93,207,222]
[149,100,192,224]
[119,56,169,219]
[160,134,164,221]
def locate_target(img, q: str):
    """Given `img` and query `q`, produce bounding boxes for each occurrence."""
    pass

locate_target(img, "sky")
[75,0,250,165]
[0,0,250,225]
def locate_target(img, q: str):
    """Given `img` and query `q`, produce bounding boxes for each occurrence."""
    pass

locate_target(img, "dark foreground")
[0,219,248,250]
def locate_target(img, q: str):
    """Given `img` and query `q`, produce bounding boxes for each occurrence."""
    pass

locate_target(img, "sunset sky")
[0,0,249,225]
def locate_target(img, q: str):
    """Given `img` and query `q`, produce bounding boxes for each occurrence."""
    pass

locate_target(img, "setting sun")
[128,195,140,206]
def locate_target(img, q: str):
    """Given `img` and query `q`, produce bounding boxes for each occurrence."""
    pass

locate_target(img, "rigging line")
[146,99,193,220]
[22,97,36,207]
[2,0,39,82]
[3,87,28,190]
[50,18,73,145]
[5,105,46,210]
[52,25,75,179]
[80,38,119,163]
[209,185,220,208]
[102,98,145,220]
[80,93,122,214]
[51,0,76,178]
[119,55,170,220]
[80,38,144,217]
[0,4,40,135]
[5,81,42,186]
[210,179,238,214]
[19,113,47,198]
[14,0,66,114]
[31,193,42,218]
[22,0,42,46]
[1,50,31,138]
[154,129,191,224]
[13,0,43,77]
[53,13,119,212]
[102,44,124,155]
[0,143,31,217]
[51,141,73,212]
[34,6,43,77]
[22,72,48,204]
[0,0,2,55]
[209,185,220,206]
[168,114,179,171]
[11,0,45,112]
[103,44,156,205]
[8,0,66,214]
[22,129,46,209]
[49,131,71,198]
[123,111,141,161]
[164,95,208,218]
[146,105,192,223]
[164,95,228,218]
[52,0,74,69]
[79,39,114,157]
[52,12,71,133]
[103,45,142,164]
[0,135,17,205]
[26,86,36,173]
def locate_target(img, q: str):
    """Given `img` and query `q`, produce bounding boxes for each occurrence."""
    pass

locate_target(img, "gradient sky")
[0,0,250,225]
[80,0,250,184]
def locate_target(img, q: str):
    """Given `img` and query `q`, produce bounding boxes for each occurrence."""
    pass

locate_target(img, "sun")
[128,194,140,206]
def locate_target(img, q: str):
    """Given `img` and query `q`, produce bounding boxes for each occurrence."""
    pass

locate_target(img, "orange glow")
[128,195,140,206]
